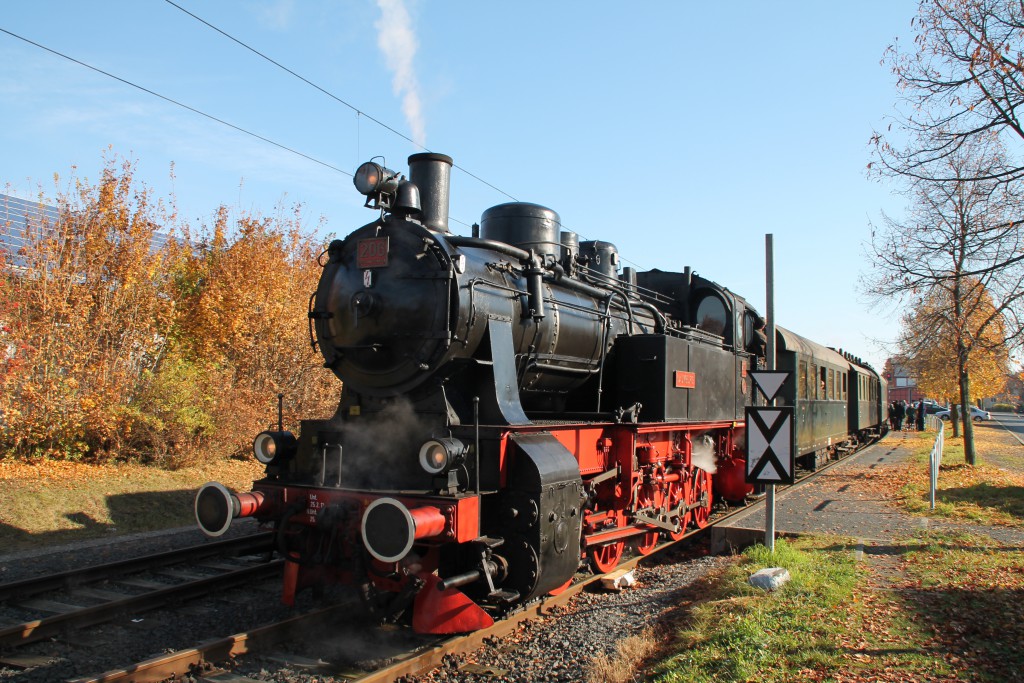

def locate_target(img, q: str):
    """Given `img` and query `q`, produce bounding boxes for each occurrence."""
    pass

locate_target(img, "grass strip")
[896,427,1024,527]
[642,532,1024,682]
[649,536,865,682]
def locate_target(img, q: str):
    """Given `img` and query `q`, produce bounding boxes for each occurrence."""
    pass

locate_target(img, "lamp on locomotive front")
[252,430,296,465]
[353,160,403,208]
[418,438,467,475]
[419,437,469,494]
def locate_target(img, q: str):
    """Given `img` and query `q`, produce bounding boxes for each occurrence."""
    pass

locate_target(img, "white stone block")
[748,567,791,591]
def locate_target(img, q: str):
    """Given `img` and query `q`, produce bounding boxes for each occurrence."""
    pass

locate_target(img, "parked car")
[935,405,992,422]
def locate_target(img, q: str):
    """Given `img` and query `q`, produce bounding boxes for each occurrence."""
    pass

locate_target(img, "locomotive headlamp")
[418,438,467,475]
[253,430,296,465]
[354,161,401,197]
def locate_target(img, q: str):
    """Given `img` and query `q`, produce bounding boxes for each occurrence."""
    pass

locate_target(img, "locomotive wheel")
[548,577,573,596]
[691,468,713,529]
[668,478,691,541]
[635,531,660,556]
[589,541,624,574]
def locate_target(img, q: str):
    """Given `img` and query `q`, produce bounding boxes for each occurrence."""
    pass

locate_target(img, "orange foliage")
[0,154,337,464]
[1,158,172,458]
[166,204,338,461]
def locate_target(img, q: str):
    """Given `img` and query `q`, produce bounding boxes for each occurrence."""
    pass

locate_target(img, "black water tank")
[480,203,561,263]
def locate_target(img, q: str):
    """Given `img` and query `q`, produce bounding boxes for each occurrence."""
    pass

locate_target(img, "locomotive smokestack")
[408,153,453,233]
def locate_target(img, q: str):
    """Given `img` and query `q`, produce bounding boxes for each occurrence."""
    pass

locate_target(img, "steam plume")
[374,0,427,148]
[691,434,718,474]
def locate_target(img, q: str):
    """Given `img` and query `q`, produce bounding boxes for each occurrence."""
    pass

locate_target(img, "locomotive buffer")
[746,371,794,485]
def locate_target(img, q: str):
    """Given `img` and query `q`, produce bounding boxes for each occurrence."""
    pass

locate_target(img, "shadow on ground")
[890,584,1024,682]
[0,488,198,552]
[937,483,1024,520]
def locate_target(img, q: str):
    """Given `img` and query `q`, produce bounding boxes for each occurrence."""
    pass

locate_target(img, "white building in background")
[0,194,60,273]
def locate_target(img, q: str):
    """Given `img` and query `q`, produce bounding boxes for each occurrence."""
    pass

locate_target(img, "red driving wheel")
[589,541,625,573]
[691,468,713,528]
[635,531,660,555]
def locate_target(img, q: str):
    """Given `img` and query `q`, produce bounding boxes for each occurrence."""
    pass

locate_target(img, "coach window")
[842,373,848,400]
[695,295,728,339]
[827,368,834,400]
[819,366,827,399]
[798,361,808,400]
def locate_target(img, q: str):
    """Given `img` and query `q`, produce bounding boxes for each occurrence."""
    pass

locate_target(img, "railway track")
[0,532,278,648]
[66,435,886,683]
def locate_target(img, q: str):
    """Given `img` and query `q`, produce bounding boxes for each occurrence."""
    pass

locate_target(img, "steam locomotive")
[195,153,886,634]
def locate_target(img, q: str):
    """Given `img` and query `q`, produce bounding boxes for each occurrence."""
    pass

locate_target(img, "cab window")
[695,295,728,338]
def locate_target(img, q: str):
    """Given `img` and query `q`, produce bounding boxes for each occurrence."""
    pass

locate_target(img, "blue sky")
[0,1,919,371]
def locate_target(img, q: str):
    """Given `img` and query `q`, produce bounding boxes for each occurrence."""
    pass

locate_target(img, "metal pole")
[765,234,776,552]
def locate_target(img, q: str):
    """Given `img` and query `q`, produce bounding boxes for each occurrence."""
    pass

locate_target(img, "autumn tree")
[0,154,338,465]
[163,204,337,461]
[867,130,1024,463]
[0,158,174,458]
[869,0,1024,463]
[896,283,1009,435]
[877,0,1024,191]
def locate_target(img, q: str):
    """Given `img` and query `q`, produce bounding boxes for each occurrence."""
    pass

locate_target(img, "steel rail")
[0,559,283,647]
[0,531,274,603]
[67,604,351,683]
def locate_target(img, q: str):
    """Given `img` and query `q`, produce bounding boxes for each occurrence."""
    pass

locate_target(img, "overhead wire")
[0,26,350,178]
[163,0,518,204]
[1,14,645,267]
[160,1,652,268]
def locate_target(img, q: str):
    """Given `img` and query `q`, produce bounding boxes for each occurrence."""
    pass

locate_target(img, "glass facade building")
[1,193,171,270]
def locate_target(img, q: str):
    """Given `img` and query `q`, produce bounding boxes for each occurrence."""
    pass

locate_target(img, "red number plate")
[674,371,696,389]
[357,237,389,268]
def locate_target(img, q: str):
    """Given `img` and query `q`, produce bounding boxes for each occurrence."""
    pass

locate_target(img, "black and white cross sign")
[745,406,795,484]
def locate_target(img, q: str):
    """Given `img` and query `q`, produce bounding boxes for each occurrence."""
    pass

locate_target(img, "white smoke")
[374,0,427,148]
[691,434,718,474]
